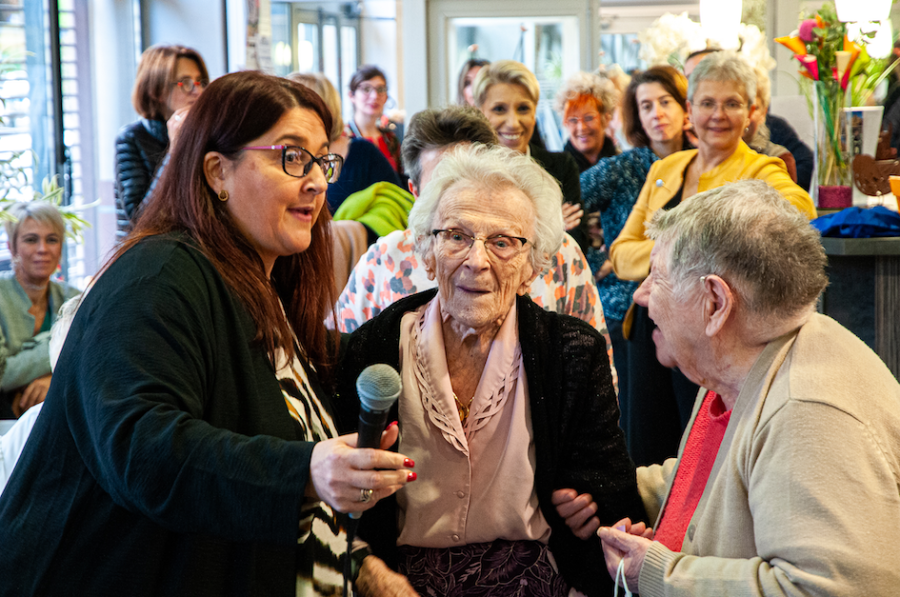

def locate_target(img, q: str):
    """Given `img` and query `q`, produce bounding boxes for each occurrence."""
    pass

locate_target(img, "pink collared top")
[395,296,551,548]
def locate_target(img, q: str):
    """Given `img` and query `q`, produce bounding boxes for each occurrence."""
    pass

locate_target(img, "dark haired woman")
[0,71,415,596]
[345,64,403,178]
[114,43,209,237]
[580,65,692,465]
[457,58,490,106]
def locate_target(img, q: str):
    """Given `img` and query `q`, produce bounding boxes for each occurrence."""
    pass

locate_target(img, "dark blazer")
[114,119,168,238]
[334,289,646,596]
[0,236,316,596]
[531,145,589,253]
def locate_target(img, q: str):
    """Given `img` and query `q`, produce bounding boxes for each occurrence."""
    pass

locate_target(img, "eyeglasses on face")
[431,228,530,261]
[565,113,600,127]
[694,99,747,116]
[357,84,388,96]
[173,77,209,95]
[241,145,344,183]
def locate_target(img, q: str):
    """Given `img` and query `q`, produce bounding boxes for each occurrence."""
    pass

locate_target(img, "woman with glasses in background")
[345,64,404,179]
[608,52,815,467]
[0,71,416,596]
[337,144,645,597]
[114,43,209,238]
[555,72,620,172]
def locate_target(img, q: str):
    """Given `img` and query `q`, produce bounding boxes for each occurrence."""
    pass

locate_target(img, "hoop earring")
[218,190,229,202]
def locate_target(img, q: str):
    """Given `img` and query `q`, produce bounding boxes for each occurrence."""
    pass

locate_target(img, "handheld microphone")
[350,364,401,519]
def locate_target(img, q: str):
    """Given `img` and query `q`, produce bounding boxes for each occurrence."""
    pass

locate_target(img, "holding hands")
[307,422,416,514]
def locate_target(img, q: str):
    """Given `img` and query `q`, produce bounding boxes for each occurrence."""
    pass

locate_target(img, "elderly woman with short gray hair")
[607,51,816,468]
[0,202,79,418]
[578,179,900,596]
[337,143,645,597]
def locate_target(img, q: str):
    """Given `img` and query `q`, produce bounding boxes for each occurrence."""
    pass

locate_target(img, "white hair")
[407,143,565,273]
[688,51,757,107]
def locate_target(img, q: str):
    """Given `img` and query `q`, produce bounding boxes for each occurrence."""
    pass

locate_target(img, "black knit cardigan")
[334,289,647,596]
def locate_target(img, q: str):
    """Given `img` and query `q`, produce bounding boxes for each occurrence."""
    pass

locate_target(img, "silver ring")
[359,488,374,503]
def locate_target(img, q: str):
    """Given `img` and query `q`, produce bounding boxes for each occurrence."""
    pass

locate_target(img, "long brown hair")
[621,65,688,148]
[110,70,338,379]
[132,44,209,121]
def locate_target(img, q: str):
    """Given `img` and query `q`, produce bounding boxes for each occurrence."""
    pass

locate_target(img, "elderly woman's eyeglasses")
[432,229,530,260]
[173,77,209,95]
[241,145,344,183]
[694,99,746,116]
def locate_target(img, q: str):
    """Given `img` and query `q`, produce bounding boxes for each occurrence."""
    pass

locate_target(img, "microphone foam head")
[356,364,402,412]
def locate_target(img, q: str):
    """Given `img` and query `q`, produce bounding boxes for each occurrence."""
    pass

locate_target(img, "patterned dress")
[275,343,348,597]
[579,146,657,322]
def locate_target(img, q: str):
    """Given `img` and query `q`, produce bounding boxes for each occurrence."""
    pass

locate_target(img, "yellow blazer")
[609,141,817,282]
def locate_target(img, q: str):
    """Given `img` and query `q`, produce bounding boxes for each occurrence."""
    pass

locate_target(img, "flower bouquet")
[776,2,891,204]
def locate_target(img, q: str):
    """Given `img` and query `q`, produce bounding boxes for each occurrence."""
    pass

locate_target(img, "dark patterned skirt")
[398,539,569,597]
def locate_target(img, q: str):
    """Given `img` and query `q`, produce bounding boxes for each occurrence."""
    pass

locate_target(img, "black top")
[333,289,647,596]
[766,114,813,192]
[0,235,318,596]
[564,136,619,173]
[530,145,589,253]
[114,118,169,238]
[326,137,402,214]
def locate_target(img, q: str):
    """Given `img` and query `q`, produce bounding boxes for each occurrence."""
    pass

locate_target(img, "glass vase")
[814,80,851,208]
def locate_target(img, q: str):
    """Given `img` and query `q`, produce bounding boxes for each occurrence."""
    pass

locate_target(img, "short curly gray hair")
[554,71,619,116]
[647,179,827,319]
[688,51,756,107]
[408,144,565,274]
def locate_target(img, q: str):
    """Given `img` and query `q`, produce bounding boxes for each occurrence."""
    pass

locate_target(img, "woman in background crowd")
[0,71,414,596]
[472,60,588,251]
[609,52,815,466]
[556,72,620,172]
[0,202,79,418]
[742,66,797,182]
[345,64,404,178]
[289,72,400,213]
[457,57,490,106]
[580,65,691,462]
[115,43,209,237]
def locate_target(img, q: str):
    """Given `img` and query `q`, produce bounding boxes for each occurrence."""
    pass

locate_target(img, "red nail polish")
[387,421,398,430]
[407,471,417,482]
[403,458,415,468]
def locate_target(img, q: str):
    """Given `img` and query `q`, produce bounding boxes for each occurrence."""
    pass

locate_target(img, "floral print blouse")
[580,146,657,322]
[333,228,616,388]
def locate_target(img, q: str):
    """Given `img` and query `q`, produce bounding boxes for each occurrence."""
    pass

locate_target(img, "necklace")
[453,393,473,424]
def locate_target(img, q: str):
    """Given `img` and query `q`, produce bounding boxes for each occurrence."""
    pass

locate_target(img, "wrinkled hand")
[166,106,191,151]
[598,517,654,593]
[562,202,584,231]
[551,488,599,540]
[356,555,419,596]
[307,423,416,514]
[14,374,51,417]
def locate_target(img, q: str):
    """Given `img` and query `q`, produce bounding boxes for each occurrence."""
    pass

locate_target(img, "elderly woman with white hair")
[580,179,900,596]
[337,143,645,597]
[608,51,816,468]
[555,71,620,172]
[0,202,79,418]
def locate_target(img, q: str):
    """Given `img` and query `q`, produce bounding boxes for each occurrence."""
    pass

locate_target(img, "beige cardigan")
[636,314,900,597]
